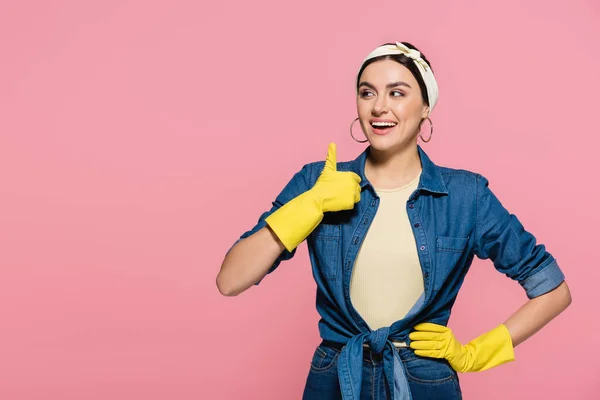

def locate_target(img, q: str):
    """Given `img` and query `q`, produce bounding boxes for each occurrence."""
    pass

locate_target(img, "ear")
[421,105,430,119]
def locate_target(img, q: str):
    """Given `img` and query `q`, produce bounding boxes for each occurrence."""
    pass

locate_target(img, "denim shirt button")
[420,245,426,251]
[408,204,415,209]
[414,223,420,228]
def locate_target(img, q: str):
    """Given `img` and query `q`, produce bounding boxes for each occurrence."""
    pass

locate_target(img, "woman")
[216,42,572,399]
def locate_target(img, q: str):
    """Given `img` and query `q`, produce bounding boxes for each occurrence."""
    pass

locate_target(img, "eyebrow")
[359,81,412,90]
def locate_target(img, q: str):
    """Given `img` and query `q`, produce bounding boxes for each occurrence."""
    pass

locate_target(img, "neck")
[365,143,422,189]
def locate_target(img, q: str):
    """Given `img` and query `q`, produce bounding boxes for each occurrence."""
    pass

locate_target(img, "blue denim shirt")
[233,145,565,399]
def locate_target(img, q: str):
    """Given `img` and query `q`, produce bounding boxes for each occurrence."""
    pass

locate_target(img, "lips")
[370,120,398,135]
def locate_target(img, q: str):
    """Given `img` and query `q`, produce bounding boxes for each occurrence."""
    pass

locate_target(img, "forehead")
[359,59,419,87]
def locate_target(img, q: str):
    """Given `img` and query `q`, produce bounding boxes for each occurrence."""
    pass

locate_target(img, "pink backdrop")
[1,1,598,399]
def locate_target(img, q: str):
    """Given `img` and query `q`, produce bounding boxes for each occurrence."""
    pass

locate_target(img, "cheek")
[357,99,370,115]
[393,102,423,121]
[391,107,411,122]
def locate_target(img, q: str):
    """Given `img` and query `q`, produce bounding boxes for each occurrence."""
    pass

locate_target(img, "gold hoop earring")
[419,117,433,143]
[350,118,368,143]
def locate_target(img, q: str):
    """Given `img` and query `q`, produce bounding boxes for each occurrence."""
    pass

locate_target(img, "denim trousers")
[302,341,462,400]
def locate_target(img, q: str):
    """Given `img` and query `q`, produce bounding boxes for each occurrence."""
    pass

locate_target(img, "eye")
[359,90,374,98]
[391,90,405,97]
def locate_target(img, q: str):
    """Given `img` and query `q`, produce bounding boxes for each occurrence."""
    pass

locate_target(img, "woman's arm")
[217,227,286,297]
[216,143,361,297]
[504,280,572,347]
[409,281,572,372]
[410,174,572,371]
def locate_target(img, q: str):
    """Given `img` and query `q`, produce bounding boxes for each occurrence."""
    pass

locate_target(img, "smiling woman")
[354,43,437,166]
[216,41,571,400]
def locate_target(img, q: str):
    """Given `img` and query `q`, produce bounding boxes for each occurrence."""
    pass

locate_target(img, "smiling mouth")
[370,121,397,128]
[370,121,397,134]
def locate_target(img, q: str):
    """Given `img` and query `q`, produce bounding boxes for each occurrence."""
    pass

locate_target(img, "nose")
[372,95,389,115]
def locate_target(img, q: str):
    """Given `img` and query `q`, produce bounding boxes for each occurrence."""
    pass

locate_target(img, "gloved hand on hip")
[409,323,515,373]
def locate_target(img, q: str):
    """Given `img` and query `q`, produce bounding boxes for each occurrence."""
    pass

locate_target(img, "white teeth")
[371,121,397,127]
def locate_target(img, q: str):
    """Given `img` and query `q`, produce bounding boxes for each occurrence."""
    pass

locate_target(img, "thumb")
[325,142,337,172]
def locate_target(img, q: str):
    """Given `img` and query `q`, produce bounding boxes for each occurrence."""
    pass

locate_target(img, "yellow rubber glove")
[409,323,515,372]
[265,142,361,252]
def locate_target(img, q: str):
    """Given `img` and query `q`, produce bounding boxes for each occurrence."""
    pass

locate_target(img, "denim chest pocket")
[309,223,341,280]
[436,236,468,252]
[433,236,469,291]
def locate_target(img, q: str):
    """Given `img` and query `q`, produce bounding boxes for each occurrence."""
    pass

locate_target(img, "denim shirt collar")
[341,145,448,195]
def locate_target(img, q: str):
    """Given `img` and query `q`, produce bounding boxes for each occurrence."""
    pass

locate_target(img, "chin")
[368,135,413,152]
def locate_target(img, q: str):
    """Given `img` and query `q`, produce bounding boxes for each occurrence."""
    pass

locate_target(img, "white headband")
[359,42,439,114]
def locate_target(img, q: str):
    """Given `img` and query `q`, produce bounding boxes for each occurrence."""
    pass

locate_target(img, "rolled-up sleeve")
[474,174,565,298]
[226,163,313,285]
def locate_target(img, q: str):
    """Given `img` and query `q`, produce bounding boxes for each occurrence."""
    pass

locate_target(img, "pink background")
[0,0,598,399]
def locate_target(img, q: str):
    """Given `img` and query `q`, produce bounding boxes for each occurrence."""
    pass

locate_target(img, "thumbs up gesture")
[312,143,362,212]
[265,143,362,252]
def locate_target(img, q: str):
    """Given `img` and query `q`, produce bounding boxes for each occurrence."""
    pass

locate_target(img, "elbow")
[562,281,572,309]
[216,271,239,297]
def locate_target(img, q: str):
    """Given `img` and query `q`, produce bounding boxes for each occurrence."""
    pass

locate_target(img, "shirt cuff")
[519,258,565,299]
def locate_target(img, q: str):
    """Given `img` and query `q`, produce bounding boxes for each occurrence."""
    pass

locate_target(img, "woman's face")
[356,59,430,151]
